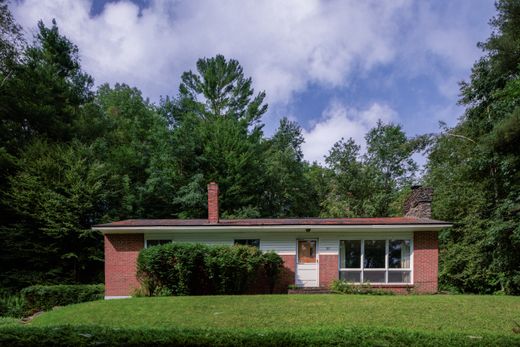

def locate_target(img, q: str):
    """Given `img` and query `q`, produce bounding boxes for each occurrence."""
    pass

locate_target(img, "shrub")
[0,293,27,318]
[330,280,394,295]
[0,325,519,346]
[137,243,284,296]
[21,284,104,312]
[0,317,20,327]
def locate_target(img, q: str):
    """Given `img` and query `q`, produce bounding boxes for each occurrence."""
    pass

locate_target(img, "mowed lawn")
[30,294,520,336]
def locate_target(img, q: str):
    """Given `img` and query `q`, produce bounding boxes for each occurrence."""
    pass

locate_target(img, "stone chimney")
[404,185,433,219]
[208,182,219,224]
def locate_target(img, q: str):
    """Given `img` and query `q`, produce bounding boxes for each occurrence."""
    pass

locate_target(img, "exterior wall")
[103,230,439,295]
[104,234,144,297]
[413,230,439,293]
[319,255,338,287]
[278,254,296,292]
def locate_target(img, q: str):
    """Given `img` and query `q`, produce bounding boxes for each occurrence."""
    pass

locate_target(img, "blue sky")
[11,0,496,164]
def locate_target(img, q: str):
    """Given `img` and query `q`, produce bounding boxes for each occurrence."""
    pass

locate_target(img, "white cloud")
[11,0,408,104]
[301,101,397,164]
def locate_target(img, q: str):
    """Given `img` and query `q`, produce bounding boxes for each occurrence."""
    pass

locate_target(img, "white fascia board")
[94,224,452,234]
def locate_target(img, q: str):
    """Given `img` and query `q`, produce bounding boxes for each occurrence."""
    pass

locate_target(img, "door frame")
[295,238,319,287]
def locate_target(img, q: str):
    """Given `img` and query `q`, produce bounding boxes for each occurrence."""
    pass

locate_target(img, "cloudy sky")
[11,0,496,163]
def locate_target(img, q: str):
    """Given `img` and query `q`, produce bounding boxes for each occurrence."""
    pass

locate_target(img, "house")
[94,183,451,298]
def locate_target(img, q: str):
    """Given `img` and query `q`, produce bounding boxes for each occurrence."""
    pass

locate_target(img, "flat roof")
[94,217,452,228]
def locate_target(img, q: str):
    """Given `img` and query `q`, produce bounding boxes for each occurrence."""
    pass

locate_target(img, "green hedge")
[21,285,104,312]
[330,280,395,295]
[137,243,283,296]
[0,325,519,346]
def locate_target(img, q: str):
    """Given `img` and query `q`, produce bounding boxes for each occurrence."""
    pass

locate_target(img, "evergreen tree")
[426,0,520,294]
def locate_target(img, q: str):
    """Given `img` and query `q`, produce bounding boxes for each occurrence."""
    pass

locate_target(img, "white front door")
[296,239,318,287]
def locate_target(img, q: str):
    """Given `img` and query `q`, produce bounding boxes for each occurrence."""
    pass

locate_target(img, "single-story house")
[94,183,451,298]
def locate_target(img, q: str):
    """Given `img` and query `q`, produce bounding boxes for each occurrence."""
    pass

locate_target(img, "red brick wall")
[413,231,439,293]
[319,255,338,288]
[277,254,295,292]
[207,182,219,223]
[104,234,144,297]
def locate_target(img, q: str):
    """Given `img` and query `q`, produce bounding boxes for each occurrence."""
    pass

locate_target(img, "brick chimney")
[207,182,219,224]
[404,185,433,219]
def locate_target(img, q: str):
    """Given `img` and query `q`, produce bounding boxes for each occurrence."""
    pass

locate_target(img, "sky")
[10,0,497,164]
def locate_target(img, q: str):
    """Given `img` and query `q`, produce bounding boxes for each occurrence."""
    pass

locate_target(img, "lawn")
[30,294,520,336]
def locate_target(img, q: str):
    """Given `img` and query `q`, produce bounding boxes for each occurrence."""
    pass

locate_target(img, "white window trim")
[338,238,414,285]
[233,239,261,248]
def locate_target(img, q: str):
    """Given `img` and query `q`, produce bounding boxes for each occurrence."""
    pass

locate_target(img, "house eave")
[94,223,452,234]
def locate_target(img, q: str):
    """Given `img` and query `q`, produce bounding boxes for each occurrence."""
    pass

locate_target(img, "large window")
[339,239,412,284]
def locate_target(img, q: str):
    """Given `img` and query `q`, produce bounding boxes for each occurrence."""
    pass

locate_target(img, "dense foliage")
[425,0,520,294]
[0,293,25,318]
[1,325,519,347]
[0,0,518,295]
[137,243,283,295]
[330,280,394,295]
[0,284,103,318]
[21,284,104,312]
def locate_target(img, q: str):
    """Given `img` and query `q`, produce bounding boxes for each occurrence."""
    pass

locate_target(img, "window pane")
[147,240,170,247]
[340,271,361,283]
[234,239,260,248]
[388,271,411,283]
[298,240,316,264]
[363,240,385,268]
[340,240,361,268]
[389,240,411,268]
[363,270,385,283]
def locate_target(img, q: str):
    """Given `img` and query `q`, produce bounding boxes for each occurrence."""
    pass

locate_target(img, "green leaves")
[137,243,283,295]
[426,0,520,294]
[321,122,420,218]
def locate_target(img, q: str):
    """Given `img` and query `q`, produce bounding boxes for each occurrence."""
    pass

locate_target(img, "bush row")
[330,280,395,295]
[137,243,284,296]
[0,325,518,346]
[20,284,104,313]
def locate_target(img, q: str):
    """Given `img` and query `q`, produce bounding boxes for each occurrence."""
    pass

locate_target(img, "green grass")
[30,294,520,336]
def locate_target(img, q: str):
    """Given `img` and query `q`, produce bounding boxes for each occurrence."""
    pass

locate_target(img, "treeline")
[0,0,519,294]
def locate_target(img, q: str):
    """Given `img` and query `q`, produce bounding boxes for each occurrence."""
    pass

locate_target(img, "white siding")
[144,230,414,256]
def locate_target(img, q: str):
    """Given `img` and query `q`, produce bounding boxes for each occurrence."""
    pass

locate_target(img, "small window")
[297,240,317,264]
[146,240,171,248]
[234,239,260,248]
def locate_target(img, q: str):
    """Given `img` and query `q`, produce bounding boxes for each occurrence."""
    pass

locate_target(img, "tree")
[1,19,93,152]
[425,0,520,294]
[164,55,269,218]
[321,122,419,218]
[263,117,318,217]
[0,141,106,288]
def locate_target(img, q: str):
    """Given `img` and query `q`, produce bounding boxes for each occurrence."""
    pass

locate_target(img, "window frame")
[339,238,413,285]
[233,239,261,248]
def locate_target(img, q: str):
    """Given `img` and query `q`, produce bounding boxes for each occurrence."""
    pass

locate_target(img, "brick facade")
[413,230,438,293]
[319,255,339,287]
[104,234,144,297]
[207,182,219,224]
[104,233,439,296]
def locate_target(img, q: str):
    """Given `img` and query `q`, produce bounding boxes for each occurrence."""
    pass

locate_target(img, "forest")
[0,0,518,294]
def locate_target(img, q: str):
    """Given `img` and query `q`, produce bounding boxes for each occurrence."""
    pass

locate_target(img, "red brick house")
[94,183,451,298]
